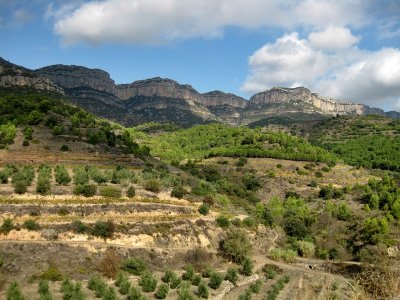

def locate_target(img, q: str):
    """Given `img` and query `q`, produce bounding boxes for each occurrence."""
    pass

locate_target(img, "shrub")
[60,144,69,151]
[269,248,297,263]
[283,217,309,239]
[100,186,122,198]
[198,203,209,215]
[22,140,29,147]
[309,180,318,188]
[87,274,106,297]
[55,166,71,185]
[122,258,146,275]
[73,168,89,185]
[0,171,8,184]
[0,218,14,234]
[23,219,40,231]
[126,186,136,198]
[249,280,262,293]
[118,276,131,295]
[38,279,50,295]
[225,267,238,285]
[36,178,51,195]
[171,186,187,199]
[184,247,209,271]
[315,171,323,178]
[242,217,257,228]
[216,215,230,228]
[297,240,315,258]
[102,287,117,300]
[263,266,276,279]
[191,274,202,286]
[155,284,169,299]
[139,272,158,292]
[98,249,122,279]
[6,282,25,300]
[14,180,28,194]
[242,174,261,191]
[144,179,161,193]
[220,228,252,263]
[208,272,223,289]
[202,267,213,278]
[236,157,247,167]
[197,282,209,298]
[182,265,195,281]
[240,257,253,276]
[52,125,64,136]
[73,184,97,197]
[40,266,63,281]
[177,281,195,300]
[92,220,115,239]
[129,286,146,300]
[70,220,88,234]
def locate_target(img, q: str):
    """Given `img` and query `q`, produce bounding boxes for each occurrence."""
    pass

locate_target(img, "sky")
[1,0,400,111]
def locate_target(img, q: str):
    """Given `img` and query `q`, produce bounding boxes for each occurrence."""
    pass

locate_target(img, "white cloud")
[308,26,360,50]
[242,31,400,110]
[50,0,368,45]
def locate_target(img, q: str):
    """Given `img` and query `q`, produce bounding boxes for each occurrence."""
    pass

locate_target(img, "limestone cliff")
[0,58,63,94]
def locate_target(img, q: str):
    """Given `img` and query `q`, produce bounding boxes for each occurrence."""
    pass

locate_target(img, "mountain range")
[1,57,399,127]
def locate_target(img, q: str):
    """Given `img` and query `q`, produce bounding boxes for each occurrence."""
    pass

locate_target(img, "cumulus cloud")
[50,0,368,45]
[308,26,360,50]
[241,30,400,109]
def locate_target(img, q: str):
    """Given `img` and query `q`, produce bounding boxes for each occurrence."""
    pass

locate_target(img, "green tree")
[155,284,169,299]
[6,282,25,300]
[240,258,253,276]
[197,282,209,298]
[225,267,238,285]
[208,272,223,289]
[221,228,252,263]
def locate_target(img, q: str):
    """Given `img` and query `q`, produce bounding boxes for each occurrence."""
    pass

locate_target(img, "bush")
[249,280,262,293]
[129,286,146,300]
[92,220,115,239]
[139,272,158,292]
[100,186,122,198]
[73,168,89,185]
[98,249,122,279]
[6,282,25,300]
[22,140,29,147]
[225,267,238,285]
[241,257,253,276]
[122,258,146,276]
[144,179,161,193]
[177,281,195,300]
[73,184,97,197]
[198,203,209,215]
[55,166,71,185]
[118,276,131,295]
[102,287,117,300]
[269,248,297,263]
[216,215,230,228]
[87,274,106,297]
[197,282,209,298]
[208,272,223,289]
[38,279,50,295]
[220,228,252,263]
[36,178,51,195]
[236,157,247,167]
[155,283,169,299]
[191,274,202,286]
[0,218,14,234]
[171,186,187,199]
[24,219,40,231]
[14,180,27,194]
[0,171,8,184]
[297,240,315,258]
[70,220,88,234]
[242,174,261,191]
[40,266,63,281]
[182,265,195,281]
[126,186,136,198]
[315,171,323,178]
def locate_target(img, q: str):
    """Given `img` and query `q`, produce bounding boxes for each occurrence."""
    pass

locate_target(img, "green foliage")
[14,180,27,194]
[155,284,169,299]
[70,220,88,234]
[73,167,89,185]
[249,280,262,294]
[126,186,136,198]
[38,280,52,300]
[198,203,209,215]
[60,144,69,151]
[0,123,16,145]
[129,285,147,300]
[297,240,315,258]
[144,179,161,193]
[171,186,187,199]
[139,272,158,293]
[23,219,40,231]
[269,248,297,263]
[0,170,8,183]
[177,281,194,300]
[216,215,230,228]
[118,275,131,295]
[225,267,238,285]
[36,176,51,195]
[73,184,97,197]
[122,258,147,276]
[240,258,253,276]
[99,186,122,198]
[6,282,25,300]
[236,157,248,167]
[221,228,252,263]
[358,217,389,245]
[182,265,195,281]
[140,123,337,163]
[208,272,223,289]
[87,274,107,298]
[40,266,63,281]
[196,282,209,298]
[102,287,117,300]
[0,218,14,234]
[242,174,261,191]
[12,166,35,186]
[319,185,343,200]
[92,220,115,239]
[55,165,71,185]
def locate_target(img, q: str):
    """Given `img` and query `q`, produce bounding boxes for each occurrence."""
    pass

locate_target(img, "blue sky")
[1,0,400,111]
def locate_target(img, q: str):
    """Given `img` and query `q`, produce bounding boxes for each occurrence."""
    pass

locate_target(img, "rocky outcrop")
[0,58,63,94]
[202,91,247,108]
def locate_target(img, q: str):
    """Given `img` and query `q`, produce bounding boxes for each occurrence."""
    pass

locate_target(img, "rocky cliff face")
[0,58,63,94]
[0,59,392,126]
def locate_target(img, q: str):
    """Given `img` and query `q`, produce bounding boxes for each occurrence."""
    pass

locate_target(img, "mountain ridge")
[1,57,399,126]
